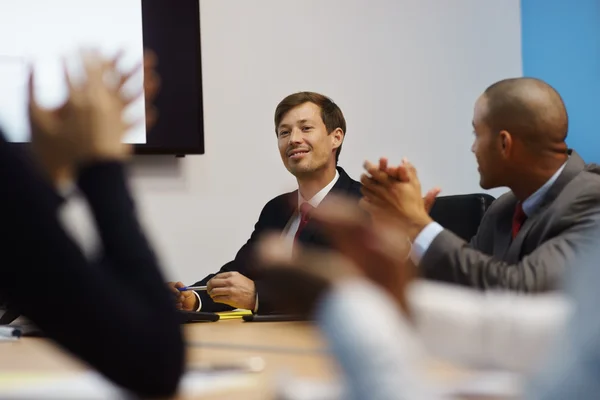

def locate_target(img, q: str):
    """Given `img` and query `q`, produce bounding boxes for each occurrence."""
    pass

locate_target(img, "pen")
[177,285,207,292]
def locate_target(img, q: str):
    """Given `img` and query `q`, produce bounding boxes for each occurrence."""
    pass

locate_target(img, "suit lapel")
[493,196,517,259]
[505,150,585,261]
[275,192,297,232]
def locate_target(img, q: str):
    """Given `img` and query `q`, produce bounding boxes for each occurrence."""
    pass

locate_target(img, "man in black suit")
[169,92,362,313]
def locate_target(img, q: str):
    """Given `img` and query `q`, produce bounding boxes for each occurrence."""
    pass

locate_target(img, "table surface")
[0,319,490,399]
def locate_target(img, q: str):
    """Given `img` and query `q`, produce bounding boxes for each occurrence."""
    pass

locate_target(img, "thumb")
[423,187,441,213]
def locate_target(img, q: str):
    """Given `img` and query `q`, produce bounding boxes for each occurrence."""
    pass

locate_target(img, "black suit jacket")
[194,166,362,313]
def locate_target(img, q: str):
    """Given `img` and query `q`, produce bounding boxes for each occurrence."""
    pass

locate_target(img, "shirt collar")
[298,169,340,209]
[522,161,567,216]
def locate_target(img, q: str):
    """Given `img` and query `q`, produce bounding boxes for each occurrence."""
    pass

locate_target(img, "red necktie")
[511,202,527,239]
[294,202,314,241]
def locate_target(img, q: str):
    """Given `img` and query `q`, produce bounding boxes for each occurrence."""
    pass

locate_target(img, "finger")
[124,115,145,132]
[143,49,158,70]
[60,57,80,100]
[167,284,181,296]
[117,60,143,93]
[403,159,418,181]
[360,174,390,198]
[363,161,390,186]
[144,71,160,99]
[378,157,388,172]
[395,162,410,182]
[105,49,126,76]
[208,276,232,289]
[210,295,231,304]
[208,287,231,297]
[358,197,392,221]
[121,85,144,108]
[145,106,158,128]
[360,188,389,208]
[424,187,441,213]
[81,48,104,88]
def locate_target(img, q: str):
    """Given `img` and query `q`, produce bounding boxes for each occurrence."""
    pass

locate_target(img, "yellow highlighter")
[216,309,253,320]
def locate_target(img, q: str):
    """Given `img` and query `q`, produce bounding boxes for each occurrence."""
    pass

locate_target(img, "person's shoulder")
[560,164,600,202]
[579,163,600,189]
[261,190,296,212]
[486,191,514,211]
[336,166,362,198]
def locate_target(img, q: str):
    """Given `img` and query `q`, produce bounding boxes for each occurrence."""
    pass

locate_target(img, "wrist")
[406,214,433,242]
[84,145,131,162]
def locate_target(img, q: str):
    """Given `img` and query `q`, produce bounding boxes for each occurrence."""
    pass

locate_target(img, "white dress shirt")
[282,169,340,249]
[410,162,568,265]
[195,170,340,312]
[409,281,570,373]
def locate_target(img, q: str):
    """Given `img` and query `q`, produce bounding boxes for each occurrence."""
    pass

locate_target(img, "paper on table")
[0,370,260,399]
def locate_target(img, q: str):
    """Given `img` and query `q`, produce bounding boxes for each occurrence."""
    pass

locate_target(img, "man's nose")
[289,128,303,143]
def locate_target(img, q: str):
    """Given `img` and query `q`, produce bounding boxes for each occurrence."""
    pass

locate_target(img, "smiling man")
[168,92,362,313]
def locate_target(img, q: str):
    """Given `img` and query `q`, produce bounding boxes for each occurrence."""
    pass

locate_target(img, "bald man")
[361,77,600,292]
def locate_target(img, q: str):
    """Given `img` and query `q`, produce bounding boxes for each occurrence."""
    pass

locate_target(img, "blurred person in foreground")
[0,49,183,398]
[363,77,600,292]
[256,193,598,399]
[168,92,362,314]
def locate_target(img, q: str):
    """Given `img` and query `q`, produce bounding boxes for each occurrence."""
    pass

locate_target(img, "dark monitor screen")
[139,0,204,155]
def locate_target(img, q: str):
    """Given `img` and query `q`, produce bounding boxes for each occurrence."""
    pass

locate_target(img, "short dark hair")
[274,92,346,163]
[483,77,568,149]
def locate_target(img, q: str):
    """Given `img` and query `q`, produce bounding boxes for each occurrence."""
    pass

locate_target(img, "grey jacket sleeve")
[421,192,600,292]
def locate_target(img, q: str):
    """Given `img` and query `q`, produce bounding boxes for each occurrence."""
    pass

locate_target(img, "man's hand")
[311,196,417,316]
[256,234,360,318]
[167,281,199,311]
[360,158,436,241]
[207,272,257,310]
[28,49,154,185]
[377,157,441,213]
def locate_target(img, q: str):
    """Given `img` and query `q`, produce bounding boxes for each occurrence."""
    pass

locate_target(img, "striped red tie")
[295,203,314,241]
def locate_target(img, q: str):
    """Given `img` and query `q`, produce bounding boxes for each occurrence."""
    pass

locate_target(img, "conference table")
[0,319,514,399]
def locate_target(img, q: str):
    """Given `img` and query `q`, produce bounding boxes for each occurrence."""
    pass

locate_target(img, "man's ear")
[498,130,513,157]
[331,128,344,150]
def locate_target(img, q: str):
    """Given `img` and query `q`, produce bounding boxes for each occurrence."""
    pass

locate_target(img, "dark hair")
[274,92,346,163]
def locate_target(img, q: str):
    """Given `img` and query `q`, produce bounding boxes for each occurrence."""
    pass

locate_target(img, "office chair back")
[429,193,495,241]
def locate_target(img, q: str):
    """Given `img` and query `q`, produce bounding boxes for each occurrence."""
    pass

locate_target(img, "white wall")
[69,0,522,283]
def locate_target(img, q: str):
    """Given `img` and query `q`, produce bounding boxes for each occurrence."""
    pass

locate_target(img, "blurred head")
[471,77,568,189]
[274,92,345,178]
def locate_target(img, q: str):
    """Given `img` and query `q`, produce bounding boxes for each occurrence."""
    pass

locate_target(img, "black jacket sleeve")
[0,133,184,398]
[192,201,277,313]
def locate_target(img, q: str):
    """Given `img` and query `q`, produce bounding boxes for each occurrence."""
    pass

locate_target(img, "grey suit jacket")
[422,150,600,292]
